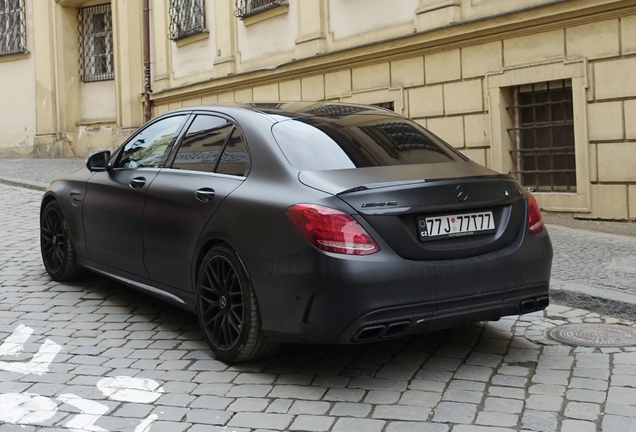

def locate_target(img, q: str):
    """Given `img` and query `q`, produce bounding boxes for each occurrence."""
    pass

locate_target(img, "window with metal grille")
[78,4,113,82]
[301,104,367,117]
[507,80,576,192]
[234,0,286,19]
[363,122,450,155]
[168,0,206,41]
[373,102,395,111]
[0,0,26,56]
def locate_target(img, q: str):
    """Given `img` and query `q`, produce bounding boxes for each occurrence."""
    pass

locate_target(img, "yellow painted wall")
[0,0,37,157]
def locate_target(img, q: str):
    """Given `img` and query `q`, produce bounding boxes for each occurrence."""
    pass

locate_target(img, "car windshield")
[271,114,464,171]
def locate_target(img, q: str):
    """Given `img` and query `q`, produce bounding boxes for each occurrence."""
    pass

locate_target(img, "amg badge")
[361,201,398,208]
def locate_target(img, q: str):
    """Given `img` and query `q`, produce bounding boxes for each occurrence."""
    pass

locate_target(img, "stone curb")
[550,278,636,320]
[0,176,47,191]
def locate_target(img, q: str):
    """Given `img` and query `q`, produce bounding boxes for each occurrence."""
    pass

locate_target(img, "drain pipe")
[142,0,152,123]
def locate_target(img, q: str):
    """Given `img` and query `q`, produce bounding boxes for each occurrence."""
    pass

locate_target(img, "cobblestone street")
[550,225,636,297]
[1,183,636,432]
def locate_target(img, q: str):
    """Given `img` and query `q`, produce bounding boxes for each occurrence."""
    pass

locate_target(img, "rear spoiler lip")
[335,174,509,196]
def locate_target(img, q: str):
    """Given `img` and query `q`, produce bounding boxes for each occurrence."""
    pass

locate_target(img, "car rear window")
[271,116,464,171]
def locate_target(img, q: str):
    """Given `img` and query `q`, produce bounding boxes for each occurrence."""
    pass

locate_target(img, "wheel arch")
[40,192,58,217]
[193,238,251,294]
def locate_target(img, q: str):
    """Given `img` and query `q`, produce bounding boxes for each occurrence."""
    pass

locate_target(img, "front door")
[83,114,188,278]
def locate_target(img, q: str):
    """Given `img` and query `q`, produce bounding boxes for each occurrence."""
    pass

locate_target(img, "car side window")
[172,115,233,173]
[116,115,186,169]
[216,128,249,177]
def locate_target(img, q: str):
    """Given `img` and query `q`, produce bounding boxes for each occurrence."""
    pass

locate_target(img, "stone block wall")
[151,12,636,222]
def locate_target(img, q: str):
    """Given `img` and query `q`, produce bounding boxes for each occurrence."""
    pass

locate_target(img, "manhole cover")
[547,324,636,348]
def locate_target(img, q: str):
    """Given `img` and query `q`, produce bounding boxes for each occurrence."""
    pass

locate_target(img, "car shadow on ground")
[54,270,466,373]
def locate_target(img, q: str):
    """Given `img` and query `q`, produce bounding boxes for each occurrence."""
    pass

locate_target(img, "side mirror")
[86,151,112,172]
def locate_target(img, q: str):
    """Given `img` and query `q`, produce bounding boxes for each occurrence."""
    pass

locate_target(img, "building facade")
[0,0,635,222]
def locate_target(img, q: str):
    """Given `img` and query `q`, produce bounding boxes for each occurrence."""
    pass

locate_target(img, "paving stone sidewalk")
[0,158,85,185]
[2,184,636,432]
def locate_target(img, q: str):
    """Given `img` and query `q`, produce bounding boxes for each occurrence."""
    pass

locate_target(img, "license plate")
[417,211,495,241]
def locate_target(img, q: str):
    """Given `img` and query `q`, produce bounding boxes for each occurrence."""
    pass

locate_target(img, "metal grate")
[169,0,206,41]
[249,102,284,109]
[301,104,367,117]
[373,102,395,111]
[234,0,286,19]
[78,4,114,82]
[0,0,26,56]
[507,80,576,193]
[372,123,442,152]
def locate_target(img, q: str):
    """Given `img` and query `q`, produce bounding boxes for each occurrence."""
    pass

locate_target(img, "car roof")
[165,102,401,123]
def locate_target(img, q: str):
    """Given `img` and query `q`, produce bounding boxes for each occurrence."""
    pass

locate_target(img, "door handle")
[129,177,146,189]
[195,188,216,203]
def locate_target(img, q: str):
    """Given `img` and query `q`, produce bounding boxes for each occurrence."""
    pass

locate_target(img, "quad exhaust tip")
[520,296,549,314]
[353,321,410,342]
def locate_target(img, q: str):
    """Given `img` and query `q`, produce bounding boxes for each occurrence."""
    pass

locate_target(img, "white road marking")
[0,338,62,375]
[0,330,164,432]
[133,414,158,432]
[58,393,109,432]
[0,392,58,424]
[0,324,34,357]
[96,376,164,403]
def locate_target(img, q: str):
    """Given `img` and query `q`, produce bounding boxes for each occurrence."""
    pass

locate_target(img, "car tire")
[40,200,85,281]
[197,244,280,362]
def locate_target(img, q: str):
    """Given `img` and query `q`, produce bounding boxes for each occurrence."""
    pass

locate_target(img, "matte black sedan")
[40,102,552,362]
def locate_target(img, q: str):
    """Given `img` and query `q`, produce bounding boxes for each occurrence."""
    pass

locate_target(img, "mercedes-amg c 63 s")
[40,102,552,362]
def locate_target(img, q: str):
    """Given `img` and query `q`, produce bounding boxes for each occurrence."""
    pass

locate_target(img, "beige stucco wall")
[328,0,419,40]
[170,0,218,78]
[80,81,117,122]
[0,55,37,157]
[0,0,37,157]
[236,0,298,63]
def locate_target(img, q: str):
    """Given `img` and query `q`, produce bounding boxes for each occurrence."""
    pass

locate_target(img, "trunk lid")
[299,161,527,260]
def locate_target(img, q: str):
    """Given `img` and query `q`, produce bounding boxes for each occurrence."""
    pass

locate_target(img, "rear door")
[143,114,249,292]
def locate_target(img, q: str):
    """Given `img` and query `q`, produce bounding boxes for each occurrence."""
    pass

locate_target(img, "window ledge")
[0,51,30,63]
[243,4,289,26]
[175,30,210,47]
[77,118,117,126]
[415,0,461,15]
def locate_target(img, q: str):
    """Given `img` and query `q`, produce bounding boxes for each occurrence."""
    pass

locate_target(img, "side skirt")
[78,258,197,313]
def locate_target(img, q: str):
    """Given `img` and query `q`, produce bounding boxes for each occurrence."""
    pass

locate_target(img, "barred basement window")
[234,0,286,19]
[0,0,26,56]
[373,102,395,111]
[169,0,206,41]
[507,80,576,193]
[301,104,367,117]
[78,4,114,82]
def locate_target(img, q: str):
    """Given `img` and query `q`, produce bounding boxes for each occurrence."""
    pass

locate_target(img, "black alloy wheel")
[40,201,84,280]
[197,245,280,362]
[199,255,244,349]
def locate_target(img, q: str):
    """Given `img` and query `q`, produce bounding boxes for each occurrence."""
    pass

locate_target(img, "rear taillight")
[527,193,544,234]
[286,204,380,255]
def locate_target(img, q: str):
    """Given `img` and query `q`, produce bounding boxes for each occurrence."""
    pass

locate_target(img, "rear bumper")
[340,284,548,343]
[247,227,552,344]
